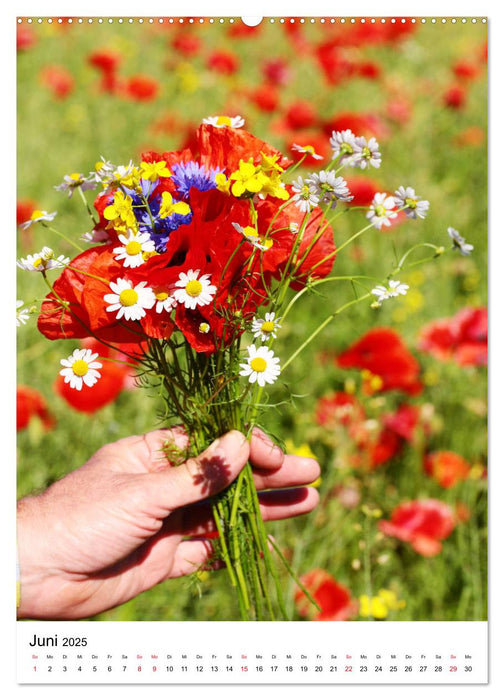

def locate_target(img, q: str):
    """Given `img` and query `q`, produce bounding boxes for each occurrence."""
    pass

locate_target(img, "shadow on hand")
[192,453,232,495]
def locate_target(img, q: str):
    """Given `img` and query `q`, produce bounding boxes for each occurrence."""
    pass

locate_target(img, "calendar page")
[14,2,491,691]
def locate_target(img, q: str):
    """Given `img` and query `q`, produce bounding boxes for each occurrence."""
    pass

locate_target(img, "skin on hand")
[17,428,320,620]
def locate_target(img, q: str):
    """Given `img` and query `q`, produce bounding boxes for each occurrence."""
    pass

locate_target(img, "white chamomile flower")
[447,227,474,256]
[20,210,57,230]
[153,287,176,314]
[371,280,409,304]
[202,115,245,128]
[366,193,397,229]
[172,269,217,310]
[291,143,324,160]
[329,129,357,165]
[307,170,353,208]
[394,186,430,219]
[239,344,281,387]
[55,172,96,198]
[291,176,320,212]
[351,136,382,170]
[251,312,282,341]
[113,229,156,268]
[104,278,156,321]
[17,246,70,271]
[232,222,273,251]
[16,300,30,327]
[90,157,116,184]
[59,348,102,391]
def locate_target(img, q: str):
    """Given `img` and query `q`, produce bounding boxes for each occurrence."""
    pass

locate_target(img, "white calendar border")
[6,0,503,696]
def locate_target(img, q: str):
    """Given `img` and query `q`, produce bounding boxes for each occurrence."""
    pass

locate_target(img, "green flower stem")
[76,185,98,225]
[42,225,86,253]
[281,292,371,372]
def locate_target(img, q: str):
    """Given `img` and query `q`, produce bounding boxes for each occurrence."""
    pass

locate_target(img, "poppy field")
[16,16,487,622]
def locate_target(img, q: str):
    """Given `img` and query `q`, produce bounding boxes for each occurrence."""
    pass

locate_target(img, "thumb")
[146,430,250,513]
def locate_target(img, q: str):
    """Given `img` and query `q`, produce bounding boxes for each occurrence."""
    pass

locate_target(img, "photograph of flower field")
[16,16,487,623]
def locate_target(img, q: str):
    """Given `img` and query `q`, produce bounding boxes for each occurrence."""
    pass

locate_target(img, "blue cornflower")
[171,161,223,199]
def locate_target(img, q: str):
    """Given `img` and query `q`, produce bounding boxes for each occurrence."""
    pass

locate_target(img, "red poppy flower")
[262,58,291,86]
[54,339,139,413]
[379,499,456,556]
[357,60,382,80]
[443,84,467,110]
[418,307,487,366]
[284,100,318,130]
[17,199,38,227]
[315,45,356,85]
[337,328,423,396]
[207,50,239,75]
[345,176,383,206]
[17,386,55,431]
[424,450,471,489]
[250,84,280,113]
[295,569,358,621]
[384,403,422,443]
[285,131,331,165]
[124,75,160,101]
[40,65,74,99]
[171,32,202,56]
[452,60,480,81]
[321,111,388,141]
[88,48,122,74]
[17,25,36,51]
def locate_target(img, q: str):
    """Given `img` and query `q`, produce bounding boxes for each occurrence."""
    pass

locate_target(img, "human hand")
[17,428,319,620]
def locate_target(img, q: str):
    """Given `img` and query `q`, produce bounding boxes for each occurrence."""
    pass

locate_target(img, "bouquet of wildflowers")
[17,116,439,620]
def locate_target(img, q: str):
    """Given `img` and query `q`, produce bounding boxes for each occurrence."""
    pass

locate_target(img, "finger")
[146,430,250,512]
[258,486,320,521]
[175,485,320,537]
[252,454,320,490]
[249,427,285,471]
[170,539,220,577]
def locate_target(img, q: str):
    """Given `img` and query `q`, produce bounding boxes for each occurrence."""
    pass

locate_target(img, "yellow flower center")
[30,210,44,220]
[261,321,275,333]
[216,116,232,126]
[185,280,203,297]
[250,357,267,373]
[199,323,210,334]
[155,291,169,301]
[72,359,89,377]
[69,173,82,182]
[32,258,43,268]
[125,240,142,255]
[119,288,139,307]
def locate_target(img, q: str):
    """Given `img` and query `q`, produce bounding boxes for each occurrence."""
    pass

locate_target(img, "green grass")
[16,18,487,622]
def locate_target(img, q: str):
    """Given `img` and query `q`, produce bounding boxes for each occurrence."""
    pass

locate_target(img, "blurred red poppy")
[418,307,487,366]
[207,49,239,74]
[443,84,467,110]
[17,25,36,51]
[452,60,480,81]
[345,176,383,206]
[321,111,388,140]
[171,32,202,56]
[424,450,471,489]
[284,100,318,130]
[379,498,456,556]
[295,569,358,621]
[40,65,74,99]
[124,74,160,101]
[88,48,122,74]
[337,328,423,396]
[250,84,280,113]
[384,403,422,443]
[17,386,55,431]
[262,58,291,86]
[315,391,364,428]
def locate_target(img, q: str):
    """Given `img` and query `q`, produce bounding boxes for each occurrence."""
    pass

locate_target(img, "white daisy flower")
[153,287,176,314]
[447,227,474,256]
[19,210,57,230]
[16,300,30,327]
[291,143,324,160]
[371,280,409,304]
[239,344,281,387]
[113,229,156,268]
[55,172,97,198]
[17,246,70,272]
[231,222,273,251]
[366,193,397,229]
[351,136,382,170]
[59,348,102,391]
[307,170,353,209]
[329,129,357,165]
[104,278,156,321]
[89,157,116,184]
[291,176,320,212]
[202,115,245,129]
[394,186,430,219]
[172,269,217,310]
[251,312,282,341]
